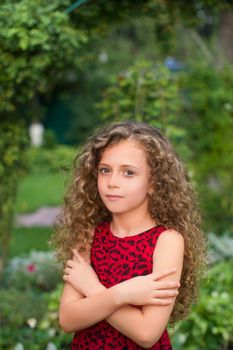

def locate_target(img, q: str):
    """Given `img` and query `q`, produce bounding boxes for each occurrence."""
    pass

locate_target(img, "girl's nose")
[108,173,120,188]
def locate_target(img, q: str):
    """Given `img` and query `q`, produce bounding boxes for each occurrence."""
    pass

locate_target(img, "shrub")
[0,122,28,273]
[169,260,233,350]
[0,285,71,350]
[2,251,62,291]
[207,231,233,263]
[0,252,70,350]
[25,145,76,174]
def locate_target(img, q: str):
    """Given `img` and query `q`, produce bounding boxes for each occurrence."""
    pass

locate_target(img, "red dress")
[71,221,172,350]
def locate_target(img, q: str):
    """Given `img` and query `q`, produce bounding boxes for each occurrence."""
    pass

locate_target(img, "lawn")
[16,172,66,213]
[10,171,66,257]
[10,226,53,258]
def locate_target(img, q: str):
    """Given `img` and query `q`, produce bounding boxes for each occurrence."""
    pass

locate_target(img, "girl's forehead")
[99,139,147,163]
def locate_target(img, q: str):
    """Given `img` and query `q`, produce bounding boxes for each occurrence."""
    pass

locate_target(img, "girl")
[53,121,207,349]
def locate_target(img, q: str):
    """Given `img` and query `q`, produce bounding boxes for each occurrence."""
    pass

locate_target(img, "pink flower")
[27,263,36,272]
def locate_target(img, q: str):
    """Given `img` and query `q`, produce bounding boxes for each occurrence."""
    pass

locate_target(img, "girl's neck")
[110,212,157,237]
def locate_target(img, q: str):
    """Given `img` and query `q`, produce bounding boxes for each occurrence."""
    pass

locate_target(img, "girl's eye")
[124,170,134,176]
[98,167,110,174]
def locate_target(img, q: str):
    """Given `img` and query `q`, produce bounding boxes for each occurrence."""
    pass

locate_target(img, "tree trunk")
[218,9,233,64]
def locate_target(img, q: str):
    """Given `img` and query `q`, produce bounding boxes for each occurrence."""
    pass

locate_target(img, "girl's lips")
[106,195,123,200]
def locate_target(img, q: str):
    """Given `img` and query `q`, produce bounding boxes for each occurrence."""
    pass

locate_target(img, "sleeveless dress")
[71,221,172,350]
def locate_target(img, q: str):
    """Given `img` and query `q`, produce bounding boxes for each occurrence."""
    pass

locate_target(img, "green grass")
[16,172,66,213]
[10,227,53,257]
[11,172,66,258]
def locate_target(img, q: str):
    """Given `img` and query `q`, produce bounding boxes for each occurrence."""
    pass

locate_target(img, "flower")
[27,263,36,272]
[27,318,37,328]
[13,343,24,350]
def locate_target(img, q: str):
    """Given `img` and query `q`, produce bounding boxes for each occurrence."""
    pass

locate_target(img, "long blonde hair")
[52,121,207,323]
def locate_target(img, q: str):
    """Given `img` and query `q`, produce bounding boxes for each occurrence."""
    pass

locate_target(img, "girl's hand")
[114,268,180,306]
[63,249,104,296]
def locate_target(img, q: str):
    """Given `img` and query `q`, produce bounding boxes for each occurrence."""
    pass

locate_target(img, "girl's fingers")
[72,249,80,260]
[63,274,69,281]
[154,280,180,289]
[153,289,179,298]
[64,267,71,275]
[72,249,85,262]
[66,259,75,267]
[151,298,174,305]
[152,268,177,281]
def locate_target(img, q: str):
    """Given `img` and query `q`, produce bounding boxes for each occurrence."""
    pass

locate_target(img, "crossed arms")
[59,229,184,349]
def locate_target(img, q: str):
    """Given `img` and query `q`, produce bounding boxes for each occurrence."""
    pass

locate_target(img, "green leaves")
[170,260,233,350]
[0,0,87,114]
[98,60,182,130]
[97,60,189,160]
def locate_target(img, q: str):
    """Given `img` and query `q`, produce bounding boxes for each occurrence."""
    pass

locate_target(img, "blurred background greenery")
[0,0,233,349]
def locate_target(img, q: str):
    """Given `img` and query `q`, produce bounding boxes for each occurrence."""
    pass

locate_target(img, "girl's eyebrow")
[98,163,140,170]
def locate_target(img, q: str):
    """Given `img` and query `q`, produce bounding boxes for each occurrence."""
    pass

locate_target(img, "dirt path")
[17,207,61,227]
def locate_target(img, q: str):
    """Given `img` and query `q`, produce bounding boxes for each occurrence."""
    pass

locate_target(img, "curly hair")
[51,120,207,323]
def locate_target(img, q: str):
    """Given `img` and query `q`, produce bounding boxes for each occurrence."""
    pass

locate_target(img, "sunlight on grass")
[10,227,54,257]
[16,172,67,213]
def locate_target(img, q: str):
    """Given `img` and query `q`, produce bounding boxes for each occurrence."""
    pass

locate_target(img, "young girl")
[53,121,207,349]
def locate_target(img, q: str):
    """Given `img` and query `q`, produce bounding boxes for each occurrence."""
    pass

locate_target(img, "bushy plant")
[25,145,76,174]
[208,232,233,263]
[2,251,62,291]
[0,288,48,349]
[169,260,233,350]
[0,288,47,329]
[0,285,71,350]
[0,252,70,350]
[38,284,72,349]
[0,122,29,274]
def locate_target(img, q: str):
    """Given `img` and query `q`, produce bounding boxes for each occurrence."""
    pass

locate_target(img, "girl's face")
[97,139,152,216]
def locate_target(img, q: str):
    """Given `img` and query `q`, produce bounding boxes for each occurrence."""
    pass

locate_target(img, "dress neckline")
[107,221,161,240]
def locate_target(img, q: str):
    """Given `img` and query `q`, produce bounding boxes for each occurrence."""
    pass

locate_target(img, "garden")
[1,1,233,349]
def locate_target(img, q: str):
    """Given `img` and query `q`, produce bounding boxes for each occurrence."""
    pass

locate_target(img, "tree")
[0,0,154,273]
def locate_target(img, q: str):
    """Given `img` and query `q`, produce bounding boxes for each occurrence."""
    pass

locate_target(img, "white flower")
[98,51,108,63]
[224,102,232,111]
[178,334,187,344]
[46,342,57,350]
[49,312,58,320]
[13,343,24,350]
[48,328,56,337]
[26,318,37,328]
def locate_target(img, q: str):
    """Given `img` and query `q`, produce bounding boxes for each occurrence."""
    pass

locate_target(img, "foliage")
[180,64,233,234]
[208,232,233,263]
[38,284,72,349]
[0,0,88,267]
[97,60,190,160]
[169,259,233,350]
[0,0,87,116]
[0,288,47,330]
[0,252,70,350]
[0,287,71,350]
[25,145,76,174]
[98,61,180,124]
[0,122,29,274]
[2,251,62,291]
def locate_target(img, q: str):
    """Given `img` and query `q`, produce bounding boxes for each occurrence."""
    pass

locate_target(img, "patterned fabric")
[71,221,172,350]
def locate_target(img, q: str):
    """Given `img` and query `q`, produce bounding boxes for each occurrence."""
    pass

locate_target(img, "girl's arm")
[59,262,176,336]
[59,280,123,333]
[64,230,183,348]
[103,230,184,348]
